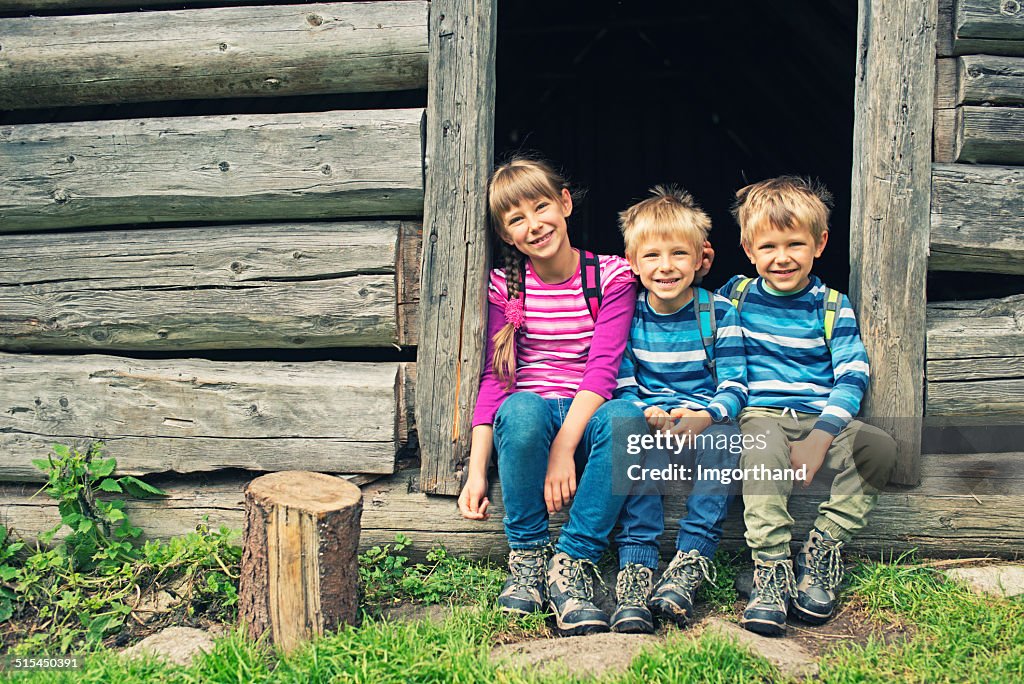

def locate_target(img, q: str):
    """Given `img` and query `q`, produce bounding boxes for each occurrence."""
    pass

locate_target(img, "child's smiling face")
[499,188,573,262]
[742,221,828,293]
[628,235,700,314]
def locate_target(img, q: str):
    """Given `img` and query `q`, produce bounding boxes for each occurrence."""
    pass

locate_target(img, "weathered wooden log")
[930,164,1024,274]
[0,108,423,233]
[849,0,935,485]
[239,471,362,652]
[958,54,1024,104]
[0,221,420,351]
[0,3,427,110]
[0,352,415,481]
[935,106,1024,164]
[0,0,252,10]
[3,458,1023,559]
[957,0,1024,39]
[927,295,1024,415]
[416,0,496,495]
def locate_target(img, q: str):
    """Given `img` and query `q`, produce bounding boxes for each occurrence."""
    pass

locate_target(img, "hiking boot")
[741,551,796,637]
[497,546,551,615]
[545,552,609,636]
[649,549,717,628]
[792,528,845,624]
[610,564,655,634]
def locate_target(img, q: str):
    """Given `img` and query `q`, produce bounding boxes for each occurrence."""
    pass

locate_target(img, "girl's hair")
[732,176,834,246]
[618,184,711,260]
[487,156,571,389]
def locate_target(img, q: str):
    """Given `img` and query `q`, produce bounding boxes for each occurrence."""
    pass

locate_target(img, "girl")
[457,156,648,636]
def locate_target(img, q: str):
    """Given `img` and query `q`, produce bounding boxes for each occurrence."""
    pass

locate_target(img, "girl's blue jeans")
[615,422,741,568]
[493,391,648,563]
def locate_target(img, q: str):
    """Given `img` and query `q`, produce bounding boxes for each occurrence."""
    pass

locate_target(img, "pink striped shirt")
[472,252,637,426]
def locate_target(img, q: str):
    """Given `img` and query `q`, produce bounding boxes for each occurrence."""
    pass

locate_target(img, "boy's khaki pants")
[739,407,897,557]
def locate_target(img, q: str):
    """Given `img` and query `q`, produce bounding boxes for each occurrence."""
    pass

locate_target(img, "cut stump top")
[246,471,361,513]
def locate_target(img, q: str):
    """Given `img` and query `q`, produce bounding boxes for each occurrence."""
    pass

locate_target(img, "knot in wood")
[52,188,71,204]
[307,13,324,26]
[264,78,282,89]
[59,397,69,409]
[321,164,332,175]
[65,155,76,164]
[219,43,228,51]
[230,261,244,273]
[1001,0,1020,16]
[157,329,169,339]
[219,161,231,172]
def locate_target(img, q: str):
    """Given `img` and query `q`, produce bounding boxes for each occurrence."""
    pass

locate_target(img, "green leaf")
[77,519,94,534]
[96,478,123,493]
[52,444,70,459]
[31,459,52,473]
[106,509,125,523]
[118,476,167,498]
[90,458,117,478]
[0,566,18,581]
[0,598,12,623]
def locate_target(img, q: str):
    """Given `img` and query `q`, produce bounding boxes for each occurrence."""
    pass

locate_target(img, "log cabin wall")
[0,3,425,501]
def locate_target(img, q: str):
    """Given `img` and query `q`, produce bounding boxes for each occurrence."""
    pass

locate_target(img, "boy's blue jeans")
[493,391,648,563]
[615,422,741,569]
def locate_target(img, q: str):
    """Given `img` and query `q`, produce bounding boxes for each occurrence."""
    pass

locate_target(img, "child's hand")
[545,445,577,514]
[644,406,674,432]
[789,430,833,486]
[669,408,713,438]
[458,472,490,520]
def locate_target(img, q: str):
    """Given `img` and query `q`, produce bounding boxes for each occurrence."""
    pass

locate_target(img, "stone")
[703,618,819,680]
[121,626,216,667]
[944,565,1024,598]
[133,590,179,623]
[492,632,659,678]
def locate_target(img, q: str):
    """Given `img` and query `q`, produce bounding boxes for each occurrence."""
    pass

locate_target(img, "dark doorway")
[495,0,857,291]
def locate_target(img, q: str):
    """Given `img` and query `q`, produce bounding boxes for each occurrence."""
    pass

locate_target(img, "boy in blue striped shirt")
[719,177,896,637]
[609,186,747,634]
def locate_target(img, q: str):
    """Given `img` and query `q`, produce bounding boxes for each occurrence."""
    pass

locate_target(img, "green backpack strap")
[728,277,755,311]
[694,287,718,386]
[822,287,841,349]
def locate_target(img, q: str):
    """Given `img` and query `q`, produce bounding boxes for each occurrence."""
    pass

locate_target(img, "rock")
[492,632,659,678]
[133,590,179,623]
[703,618,819,680]
[944,565,1024,598]
[121,626,216,667]
[379,603,453,623]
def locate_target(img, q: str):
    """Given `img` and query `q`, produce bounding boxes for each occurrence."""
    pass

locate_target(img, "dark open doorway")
[495,0,857,291]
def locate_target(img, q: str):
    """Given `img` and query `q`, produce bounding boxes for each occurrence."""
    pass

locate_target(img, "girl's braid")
[502,241,524,302]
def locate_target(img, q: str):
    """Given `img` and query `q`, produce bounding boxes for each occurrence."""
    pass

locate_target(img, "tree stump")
[239,471,362,652]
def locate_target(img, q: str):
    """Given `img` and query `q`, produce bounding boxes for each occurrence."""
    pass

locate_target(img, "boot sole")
[553,614,609,636]
[610,617,655,634]
[790,602,832,625]
[649,598,692,628]
[740,617,786,637]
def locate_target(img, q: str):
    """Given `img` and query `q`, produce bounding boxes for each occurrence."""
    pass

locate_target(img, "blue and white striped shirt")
[614,289,748,422]
[717,275,869,435]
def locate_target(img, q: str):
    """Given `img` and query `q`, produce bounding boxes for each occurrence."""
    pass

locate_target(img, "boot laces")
[665,552,718,592]
[616,564,652,606]
[808,539,845,591]
[558,556,605,600]
[508,547,548,591]
[754,559,796,606]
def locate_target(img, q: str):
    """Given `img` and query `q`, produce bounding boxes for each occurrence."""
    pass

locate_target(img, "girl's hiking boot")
[649,549,717,628]
[792,528,845,624]
[741,550,796,637]
[497,546,550,615]
[610,563,655,634]
[546,552,609,636]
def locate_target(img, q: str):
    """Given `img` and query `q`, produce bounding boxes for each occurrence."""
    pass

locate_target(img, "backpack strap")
[728,277,755,311]
[822,287,841,350]
[694,287,718,386]
[579,249,603,321]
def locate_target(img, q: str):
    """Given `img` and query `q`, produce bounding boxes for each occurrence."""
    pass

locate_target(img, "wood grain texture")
[0,221,420,351]
[958,54,1024,104]
[930,164,1024,274]
[416,0,496,495]
[0,3,427,110]
[849,0,936,485]
[0,108,424,232]
[0,353,416,480]
[957,0,1024,39]
[4,460,1023,559]
[954,105,1024,163]
[239,472,361,653]
[938,0,956,56]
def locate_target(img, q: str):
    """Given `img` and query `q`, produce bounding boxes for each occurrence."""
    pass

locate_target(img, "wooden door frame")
[418,0,934,494]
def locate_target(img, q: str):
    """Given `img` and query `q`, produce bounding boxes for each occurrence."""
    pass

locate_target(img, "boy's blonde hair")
[732,176,833,246]
[487,156,572,389]
[618,185,710,260]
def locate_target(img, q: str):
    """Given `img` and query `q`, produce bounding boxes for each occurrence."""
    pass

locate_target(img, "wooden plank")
[0,353,416,480]
[958,54,1024,104]
[927,379,1024,417]
[0,0,252,10]
[938,0,956,56]
[935,57,959,108]
[956,105,1024,163]
[930,164,1024,274]
[928,294,1024,358]
[933,108,958,162]
[849,0,936,485]
[0,3,427,110]
[957,0,1024,40]
[416,0,496,495]
[0,109,424,233]
[0,221,420,351]
[4,460,1023,559]
[396,221,423,347]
